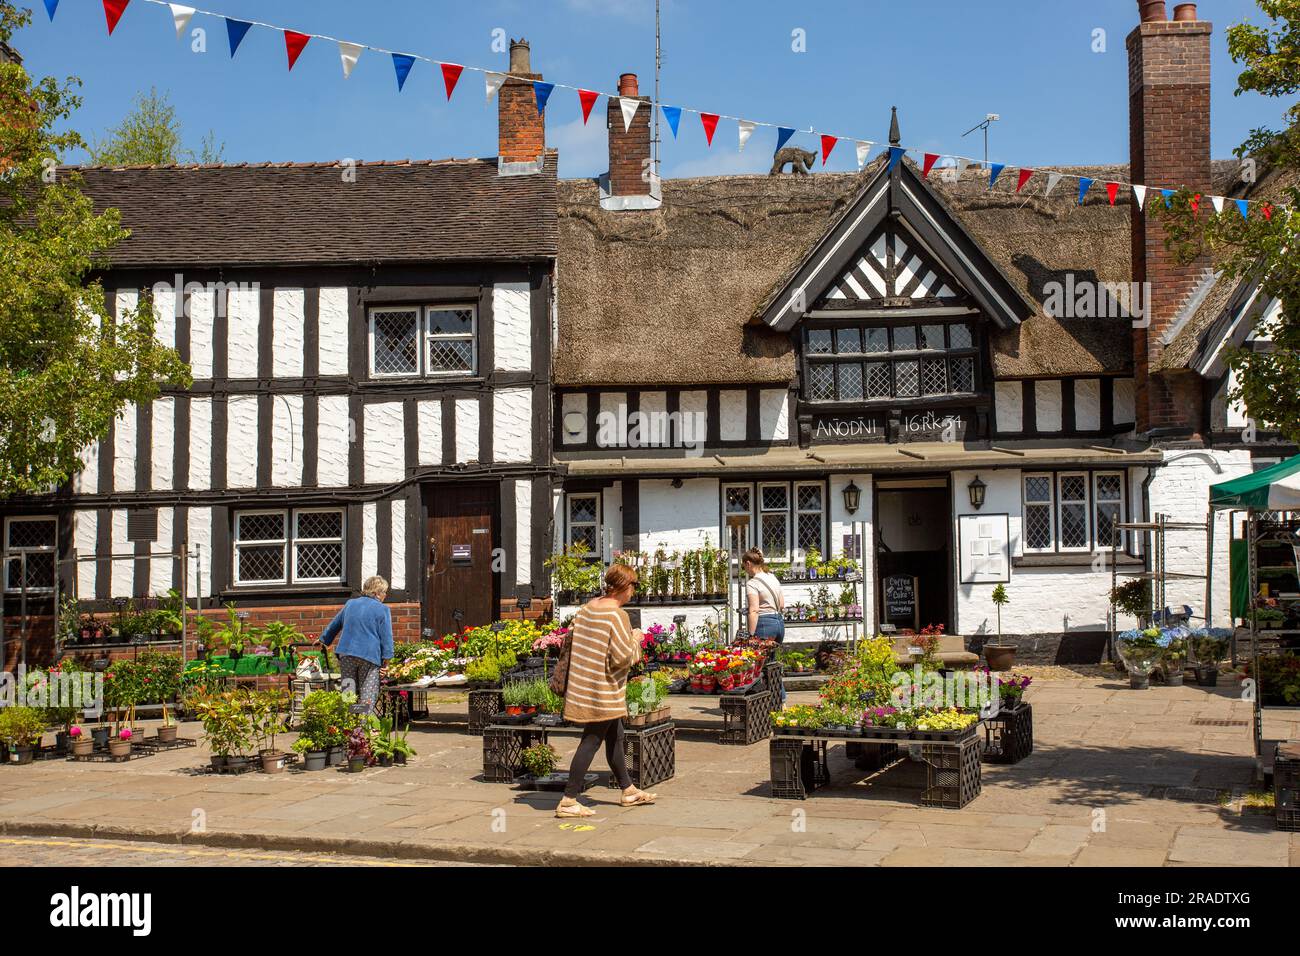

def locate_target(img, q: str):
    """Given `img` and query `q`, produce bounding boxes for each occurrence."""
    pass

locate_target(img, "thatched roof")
[556,157,1241,386]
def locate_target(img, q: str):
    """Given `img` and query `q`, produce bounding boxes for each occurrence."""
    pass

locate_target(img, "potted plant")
[1159,629,1189,686]
[982,584,1017,670]
[501,680,529,718]
[251,690,290,773]
[195,690,254,771]
[69,725,93,758]
[261,620,302,662]
[345,724,372,772]
[1114,628,1164,689]
[546,545,599,605]
[292,731,329,771]
[519,742,558,780]
[109,727,133,760]
[369,716,397,767]
[1255,607,1285,630]
[0,706,46,764]
[1111,579,1153,628]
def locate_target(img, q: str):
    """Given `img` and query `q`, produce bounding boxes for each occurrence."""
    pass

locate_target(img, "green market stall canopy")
[1210,454,1300,511]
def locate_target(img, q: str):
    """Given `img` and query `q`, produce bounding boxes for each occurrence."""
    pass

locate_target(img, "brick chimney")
[498,38,544,174]
[1128,1,1211,439]
[608,73,651,197]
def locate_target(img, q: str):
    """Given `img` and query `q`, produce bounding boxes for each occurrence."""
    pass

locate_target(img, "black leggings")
[564,719,633,798]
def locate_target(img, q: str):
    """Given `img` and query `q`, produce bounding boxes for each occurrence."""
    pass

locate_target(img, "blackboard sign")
[884,574,917,626]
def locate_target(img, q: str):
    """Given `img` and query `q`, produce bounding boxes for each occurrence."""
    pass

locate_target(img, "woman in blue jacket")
[318,575,394,715]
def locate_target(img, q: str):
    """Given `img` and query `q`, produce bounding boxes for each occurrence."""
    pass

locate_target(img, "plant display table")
[769,724,983,808]
[981,702,1033,764]
[481,720,675,789]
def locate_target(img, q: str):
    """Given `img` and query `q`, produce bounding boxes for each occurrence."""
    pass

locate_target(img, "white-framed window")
[794,482,826,556]
[565,494,601,559]
[4,516,56,593]
[1057,472,1090,552]
[722,483,754,552]
[369,305,476,378]
[759,483,790,561]
[1093,472,1125,550]
[1022,474,1055,553]
[235,508,345,586]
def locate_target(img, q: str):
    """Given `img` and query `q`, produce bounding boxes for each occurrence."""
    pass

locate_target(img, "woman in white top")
[744,548,786,701]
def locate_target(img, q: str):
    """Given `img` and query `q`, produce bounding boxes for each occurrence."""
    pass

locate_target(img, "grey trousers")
[339,655,381,715]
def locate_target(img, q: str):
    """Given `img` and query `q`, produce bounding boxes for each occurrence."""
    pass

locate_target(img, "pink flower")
[119,729,132,740]
[69,726,82,737]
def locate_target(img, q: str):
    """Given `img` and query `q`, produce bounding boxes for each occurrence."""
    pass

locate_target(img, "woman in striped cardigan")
[556,563,658,818]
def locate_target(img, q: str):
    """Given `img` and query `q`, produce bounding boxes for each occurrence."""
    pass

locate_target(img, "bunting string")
[67,0,1289,217]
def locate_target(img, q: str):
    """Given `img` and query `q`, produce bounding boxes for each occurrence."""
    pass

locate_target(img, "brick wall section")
[1128,19,1212,437]
[498,73,544,165]
[607,93,651,196]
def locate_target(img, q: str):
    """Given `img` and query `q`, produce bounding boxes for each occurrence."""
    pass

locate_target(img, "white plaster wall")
[454,398,480,463]
[1225,368,1248,429]
[364,402,405,485]
[759,390,789,442]
[994,381,1023,433]
[151,398,174,491]
[187,507,213,598]
[680,390,707,447]
[74,511,96,597]
[115,290,138,326]
[493,387,532,463]
[515,479,532,587]
[362,503,379,579]
[151,284,176,351]
[189,288,214,379]
[317,395,351,487]
[597,393,626,448]
[149,507,174,595]
[74,441,98,495]
[551,488,564,558]
[493,282,531,372]
[272,394,303,487]
[226,396,259,489]
[1075,379,1101,431]
[188,397,212,490]
[272,288,305,378]
[638,479,719,554]
[317,288,349,376]
[391,498,407,591]
[110,508,132,598]
[1113,378,1136,425]
[1148,448,1252,628]
[1034,380,1063,432]
[226,287,260,379]
[829,473,874,634]
[638,391,668,446]
[417,400,443,465]
[719,390,746,441]
[113,404,136,492]
[559,393,586,446]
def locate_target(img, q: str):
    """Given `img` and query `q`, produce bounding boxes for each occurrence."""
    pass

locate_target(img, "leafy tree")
[0,2,191,498]
[87,86,224,166]
[1157,0,1300,440]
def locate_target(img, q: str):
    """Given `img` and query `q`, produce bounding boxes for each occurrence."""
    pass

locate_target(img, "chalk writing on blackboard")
[884,574,916,621]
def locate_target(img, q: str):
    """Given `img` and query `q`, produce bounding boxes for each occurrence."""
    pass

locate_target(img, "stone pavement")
[0,674,1296,867]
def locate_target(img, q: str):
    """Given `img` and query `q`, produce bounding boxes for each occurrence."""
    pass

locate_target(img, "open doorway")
[875,478,952,634]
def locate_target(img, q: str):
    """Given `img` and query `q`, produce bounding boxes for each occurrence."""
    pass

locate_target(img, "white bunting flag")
[855,140,874,169]
[1044,172,1064,199]
[738,120,756,152]
[485,72,507,103]
[619,96,641,133]
[1132,184,1147,211]
[338,41,363,80]
[1211,195,1225,215]
[168,4,194,39]
[956,157,972,178]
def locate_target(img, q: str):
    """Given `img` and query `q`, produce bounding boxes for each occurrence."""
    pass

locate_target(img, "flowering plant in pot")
[345,724,373,772]
[108,727,134,759]
[0,706,46,764]
[1114,628,1164,689]
[994,671,1032,706]
[68,725,94,757]
[519,742,558,779]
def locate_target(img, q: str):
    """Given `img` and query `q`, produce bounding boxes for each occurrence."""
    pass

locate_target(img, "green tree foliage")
[0,2,191,497]
[87,86,224,166]
[1156,0,1300,440]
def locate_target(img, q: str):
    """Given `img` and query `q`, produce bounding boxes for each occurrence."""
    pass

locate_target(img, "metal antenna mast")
[961,113,1000,168]
[653,0,661,177]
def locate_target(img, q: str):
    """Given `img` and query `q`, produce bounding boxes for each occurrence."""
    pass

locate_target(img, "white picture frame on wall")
[958,513,1010,584]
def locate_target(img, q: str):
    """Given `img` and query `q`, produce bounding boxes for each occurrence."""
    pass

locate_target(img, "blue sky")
[13,0,1287,179]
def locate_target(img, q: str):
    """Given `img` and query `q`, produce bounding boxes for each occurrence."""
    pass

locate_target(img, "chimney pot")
[509,38,531,75]
[1172,3,1198,21]
[619,73,639,97]
[1138,0,1167,22]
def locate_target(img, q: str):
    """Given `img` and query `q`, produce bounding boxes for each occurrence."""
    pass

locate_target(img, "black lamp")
[967,475,987,511]
[842,480,861,515]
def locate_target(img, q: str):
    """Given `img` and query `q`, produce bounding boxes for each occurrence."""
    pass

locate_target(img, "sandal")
[554,801,596,819]
[621,789,657,808]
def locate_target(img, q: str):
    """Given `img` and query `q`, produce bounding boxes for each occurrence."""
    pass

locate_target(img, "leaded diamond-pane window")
[864,327,890,353]
[371,309,419,375]
[920,324,946,350]
[238,546,285,585]
[236,509,346,586]
[895,360,919,397]
[294,509,345,584]
[837,363,863,401]
[370,305,477,378]
[949,323,973,349]
[797,485,822,512]
[807,330,833,355]
[237,512,284,543]
[297,543,344,582]
[761,513,788,559]
[920,358,947,395]
[949,356,975,393]
[1094,472,1124,550]
[1024,506,1053,551]
[803,320,980,403]
[835,328,862,354]
[761,486,788,512]
[425,308,475,374]
[1060,503,1088,549]
[797,513,822,555]
[566,494,600,558]
[808,363,835,401]
[4,516,56,593]
[427,339,473,374]
[893,326,918,351]
[725,486,752,515]
[865,362,891,398]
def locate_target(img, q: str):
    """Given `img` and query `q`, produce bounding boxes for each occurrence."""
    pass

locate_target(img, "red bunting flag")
[1016,169,1034,193]
[700,113,720,146]
[820,135,838,166]
[1106,182,1120,206]
[284,31,310,71]
[1262,202,1274,221]
[922,153,939,178]
[440,63,463,100]
[578,89,600,125]
[103,0,129,35]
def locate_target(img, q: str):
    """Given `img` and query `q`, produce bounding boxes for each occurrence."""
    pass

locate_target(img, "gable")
[759,158,1034,332]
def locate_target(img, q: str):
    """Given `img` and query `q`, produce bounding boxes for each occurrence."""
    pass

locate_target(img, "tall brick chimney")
[601,72,660,210]
[1128,1,1211,439]
[498,38,544,174]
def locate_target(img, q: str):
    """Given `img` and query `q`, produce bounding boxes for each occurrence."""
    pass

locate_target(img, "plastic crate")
[481,726,544,783]
[763,659,783,694]
[607,721,675,790]
[468,689,504,736]
[919,733,982,809]
[720,690,773,745]
[1275,746,1300,831]
[983,703,1033,764]
[847,740,901,772]
[769,739,828,800]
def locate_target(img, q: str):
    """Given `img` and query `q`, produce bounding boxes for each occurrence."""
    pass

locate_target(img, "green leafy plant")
[194,691,255,758]
[1110,579,1152,620]
[248,689,289,755]
[519,742,558,778]
[0,705,47,748]
[261,620,302,658]
[990,583,1009,640]
[211,603,260,656]
[545,545,602,596]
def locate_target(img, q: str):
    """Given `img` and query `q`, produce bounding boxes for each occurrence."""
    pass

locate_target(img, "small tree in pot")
[984,584,1017,671]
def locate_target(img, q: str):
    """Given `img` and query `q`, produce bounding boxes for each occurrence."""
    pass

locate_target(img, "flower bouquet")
[1114,627,1164,688]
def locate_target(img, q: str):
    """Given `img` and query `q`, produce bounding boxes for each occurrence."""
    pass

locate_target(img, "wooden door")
[424,483,497,637]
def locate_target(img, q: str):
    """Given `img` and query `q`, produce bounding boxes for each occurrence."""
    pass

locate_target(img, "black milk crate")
[919,733,982,809]
[846,740,901,772]
[607,721,676,790]
[769,738,828,800]
[481,726,544,783]
[468,689,504,736]
[982,703,1033,764]
[763,660,783,695]
[1275,745,1300,831]
[859,724,981,744]
[720,690,773,745]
